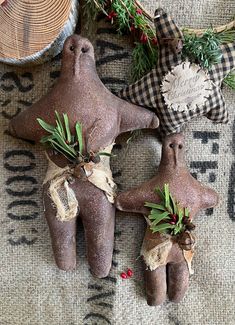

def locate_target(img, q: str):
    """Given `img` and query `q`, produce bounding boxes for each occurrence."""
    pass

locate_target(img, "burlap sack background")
[0,1,234,324]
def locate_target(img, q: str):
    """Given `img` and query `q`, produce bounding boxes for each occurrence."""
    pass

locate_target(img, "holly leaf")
[144,202,166,211]
[150,211,170,226]
[177,207,184,224]
[151,223,174,233]
[55,111,65,138]
[63,113,71,144]
[164,184,170,210]
[169,192,177,214]
[185,207,190,217]
[75,122,83,154]
[155,187,165,202]
[37,118,55,134]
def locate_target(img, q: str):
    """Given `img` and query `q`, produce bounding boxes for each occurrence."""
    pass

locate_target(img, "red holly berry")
[107,11,117,20]
[136,9,143,15]
[152,38,158,45]
[130,25,136,32]
[140,33,148,44]
[120,272,127,279]
[127,269,133,277]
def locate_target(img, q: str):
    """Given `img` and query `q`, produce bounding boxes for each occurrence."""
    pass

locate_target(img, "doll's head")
[61,35,95,78]
[160,133,186,168]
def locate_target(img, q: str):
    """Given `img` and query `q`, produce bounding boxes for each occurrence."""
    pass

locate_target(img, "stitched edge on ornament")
[161,61,213,112]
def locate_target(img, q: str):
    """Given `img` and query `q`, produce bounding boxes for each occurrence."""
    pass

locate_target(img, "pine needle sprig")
[83,1,235,87]
[37,112,113,163]
[145,184,193,236]
[223,71,235,90]
[37,111,83,162]
[182,29,222,70]
[83,0,158,82]
[216,29,235,43]
[131,42,158,82]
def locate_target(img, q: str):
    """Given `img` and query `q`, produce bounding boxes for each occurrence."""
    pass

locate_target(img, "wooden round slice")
[0,0,78,66]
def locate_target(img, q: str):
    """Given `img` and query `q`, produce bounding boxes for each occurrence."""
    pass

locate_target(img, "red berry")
[107,10,117,20]
[152,38,158,45]
[140,33,148,44]
[120,272,127,279]
[127,269,133,277]
[130,25,136,32]
[171,214,178,222]
[136,9,143,15]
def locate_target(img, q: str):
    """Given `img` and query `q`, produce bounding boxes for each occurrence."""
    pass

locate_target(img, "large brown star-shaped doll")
[118,8,235,135]
[9,35,159,277]
[116,133,219,305]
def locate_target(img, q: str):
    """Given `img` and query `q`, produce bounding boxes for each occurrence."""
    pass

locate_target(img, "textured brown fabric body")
[116,133,219,305]
[0,1,235,323]
[8,35,159,276]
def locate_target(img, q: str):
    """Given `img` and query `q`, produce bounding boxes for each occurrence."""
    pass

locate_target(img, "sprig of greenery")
[131,42,158,82]
[145,184,192,236]
[223,71,235,90]
[37,112,113,163]
[182,29,222,69]
[83,0,157,82]
[83,1,235,88]
[37,111,83,162]
[182,28,235,70]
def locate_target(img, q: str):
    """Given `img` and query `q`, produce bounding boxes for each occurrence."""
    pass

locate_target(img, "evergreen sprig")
[145,184,192,236]
[131,42,158,82]
[37,111,83,162]
[223,71,235,90]
[182,29,222,69]
[83,0,157,82]
[182,28,235,70]
[83,1,235,88]
[37,112,112,163]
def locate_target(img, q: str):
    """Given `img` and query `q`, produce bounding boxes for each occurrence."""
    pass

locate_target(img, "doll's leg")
[167,260,189,303]
[75,180,115,278]
[43,184,77,271]
[144,266,167,306]
[82,197,115,278]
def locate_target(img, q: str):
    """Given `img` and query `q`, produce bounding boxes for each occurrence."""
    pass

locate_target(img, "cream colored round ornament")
[161,62,213,112]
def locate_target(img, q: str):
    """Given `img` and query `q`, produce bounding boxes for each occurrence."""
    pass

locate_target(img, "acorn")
[185,222,196,231]
[73,164,87,180]
[182,216,196,231]
[177,231,195,251]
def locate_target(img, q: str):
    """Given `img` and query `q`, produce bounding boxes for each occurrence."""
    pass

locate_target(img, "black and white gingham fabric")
[118,8,235,135]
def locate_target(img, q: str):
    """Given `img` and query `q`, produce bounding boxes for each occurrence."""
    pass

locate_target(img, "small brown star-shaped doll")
[116,133,219,305]
[118,8,235,135]
[8,35,159,277]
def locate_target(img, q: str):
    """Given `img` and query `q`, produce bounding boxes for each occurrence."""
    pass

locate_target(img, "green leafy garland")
[37,112,111,163]
[84,0,235,88]
[145,184,195,236]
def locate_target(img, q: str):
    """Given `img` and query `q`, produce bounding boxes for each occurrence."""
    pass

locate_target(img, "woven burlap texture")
[0,1,234,324]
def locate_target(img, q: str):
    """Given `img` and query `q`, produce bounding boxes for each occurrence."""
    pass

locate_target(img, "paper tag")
[161,62,213,112]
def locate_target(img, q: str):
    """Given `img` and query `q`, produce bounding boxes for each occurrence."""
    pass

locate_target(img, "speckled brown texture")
[9,35,159,153]
[116,133,219,304]
[8,35,159,277]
